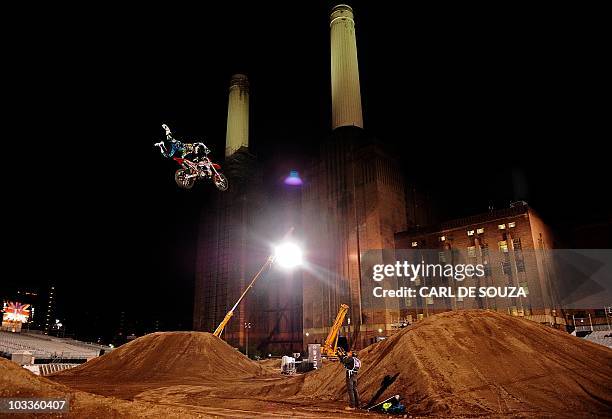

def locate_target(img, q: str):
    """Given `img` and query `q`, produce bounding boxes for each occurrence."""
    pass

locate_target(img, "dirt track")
[0,357,209,418]
[3,310,611,417]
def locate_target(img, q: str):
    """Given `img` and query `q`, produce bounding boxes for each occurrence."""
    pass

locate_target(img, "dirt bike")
[155,124,229,191]
[173,155,228,191]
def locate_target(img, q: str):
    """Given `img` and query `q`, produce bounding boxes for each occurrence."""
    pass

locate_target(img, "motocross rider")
[155,124,211,175]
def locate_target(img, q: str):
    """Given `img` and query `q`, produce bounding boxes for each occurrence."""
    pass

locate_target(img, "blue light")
[284,170,303,186]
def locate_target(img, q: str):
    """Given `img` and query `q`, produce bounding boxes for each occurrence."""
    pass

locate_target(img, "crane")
[213,227,298,338]
[213,255,275,337]
[321,303,349,358]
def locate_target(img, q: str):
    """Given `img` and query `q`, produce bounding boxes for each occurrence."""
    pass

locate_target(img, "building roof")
[396,202,530,237]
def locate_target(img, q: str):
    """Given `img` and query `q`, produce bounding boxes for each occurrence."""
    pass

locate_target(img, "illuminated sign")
[2,301,31,323]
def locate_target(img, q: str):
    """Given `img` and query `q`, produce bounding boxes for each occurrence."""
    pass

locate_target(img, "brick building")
[394,202,567,328]
[301,128,407,350]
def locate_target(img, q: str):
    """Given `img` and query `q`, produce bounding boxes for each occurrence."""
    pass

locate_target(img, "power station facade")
[192,4,560,353]
[193,4,408,352]
[299,5,408,348]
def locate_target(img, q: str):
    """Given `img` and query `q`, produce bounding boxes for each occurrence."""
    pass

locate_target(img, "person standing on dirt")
[340,350,361,410]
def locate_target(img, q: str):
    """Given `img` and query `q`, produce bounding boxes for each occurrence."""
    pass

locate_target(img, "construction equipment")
[213,255,275,337]
[281,355,297,375]
[213,227,297,338]
[321,304,349,358]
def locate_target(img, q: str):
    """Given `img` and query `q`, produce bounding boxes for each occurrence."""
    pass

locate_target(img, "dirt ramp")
[54,331,268,383]
[299,310,612,417]
[0,357,205,418]
[45,313,612,417]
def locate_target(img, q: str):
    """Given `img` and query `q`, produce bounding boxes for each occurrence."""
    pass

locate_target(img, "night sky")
[4,2,609,342]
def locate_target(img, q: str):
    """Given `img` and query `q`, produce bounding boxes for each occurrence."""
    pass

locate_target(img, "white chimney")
[330,4,363,130]
[225,74,249,157]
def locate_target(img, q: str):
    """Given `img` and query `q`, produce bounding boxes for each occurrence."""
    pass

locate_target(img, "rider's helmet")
[195,142,210,156]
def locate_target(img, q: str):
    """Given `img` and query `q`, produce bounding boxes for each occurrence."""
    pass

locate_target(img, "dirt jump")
[0,356,207,418]
[3,310,611,417]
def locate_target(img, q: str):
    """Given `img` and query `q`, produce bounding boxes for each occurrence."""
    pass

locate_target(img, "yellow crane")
[321,303,349,358]
[213,227,297,338]
[212,255,275,337]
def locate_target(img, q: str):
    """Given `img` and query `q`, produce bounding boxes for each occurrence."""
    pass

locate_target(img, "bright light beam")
[274,242,303,268]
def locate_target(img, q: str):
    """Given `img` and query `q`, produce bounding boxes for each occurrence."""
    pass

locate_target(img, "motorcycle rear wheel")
[213,173,229,191]
[175,169,195,189]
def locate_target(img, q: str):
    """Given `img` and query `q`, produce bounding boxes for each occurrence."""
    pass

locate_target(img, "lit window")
[467,230,475,236]
[498,224,506,230]
[498,241,508,253]
[508,222,516,228]
[477,228,484,234]
[467,246,476,257]
[411,241,418,247]
[440,236,446,242]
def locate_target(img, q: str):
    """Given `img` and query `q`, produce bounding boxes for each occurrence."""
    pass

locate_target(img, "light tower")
[330,4,363,130]
[225,74,249,157]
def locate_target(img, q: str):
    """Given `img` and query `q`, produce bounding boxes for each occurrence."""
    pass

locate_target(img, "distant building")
[44,284,55,334]
[15,288,41,330]
[193,4,588,353]
[195,5,420,351]
[4,286,53,333]
[395,202,566,328]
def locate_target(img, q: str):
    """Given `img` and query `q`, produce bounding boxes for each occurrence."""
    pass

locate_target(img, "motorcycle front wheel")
[175,169,195,190]
[213,173,229,191]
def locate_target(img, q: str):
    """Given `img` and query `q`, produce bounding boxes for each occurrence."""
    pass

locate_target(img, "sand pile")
[296,310,612,416]
[0,357,205,418]
[54,332,269,383]
[46,312,612,417]
[258,357,281,369]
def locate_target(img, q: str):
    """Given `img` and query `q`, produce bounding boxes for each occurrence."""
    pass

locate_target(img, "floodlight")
[274,242,303,268]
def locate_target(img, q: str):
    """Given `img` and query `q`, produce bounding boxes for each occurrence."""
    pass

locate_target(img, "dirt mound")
[297,310,612,416]
[46,313,612,417]
[0,357,205,418]
[258,357,281,370]
[54,332,269,383]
